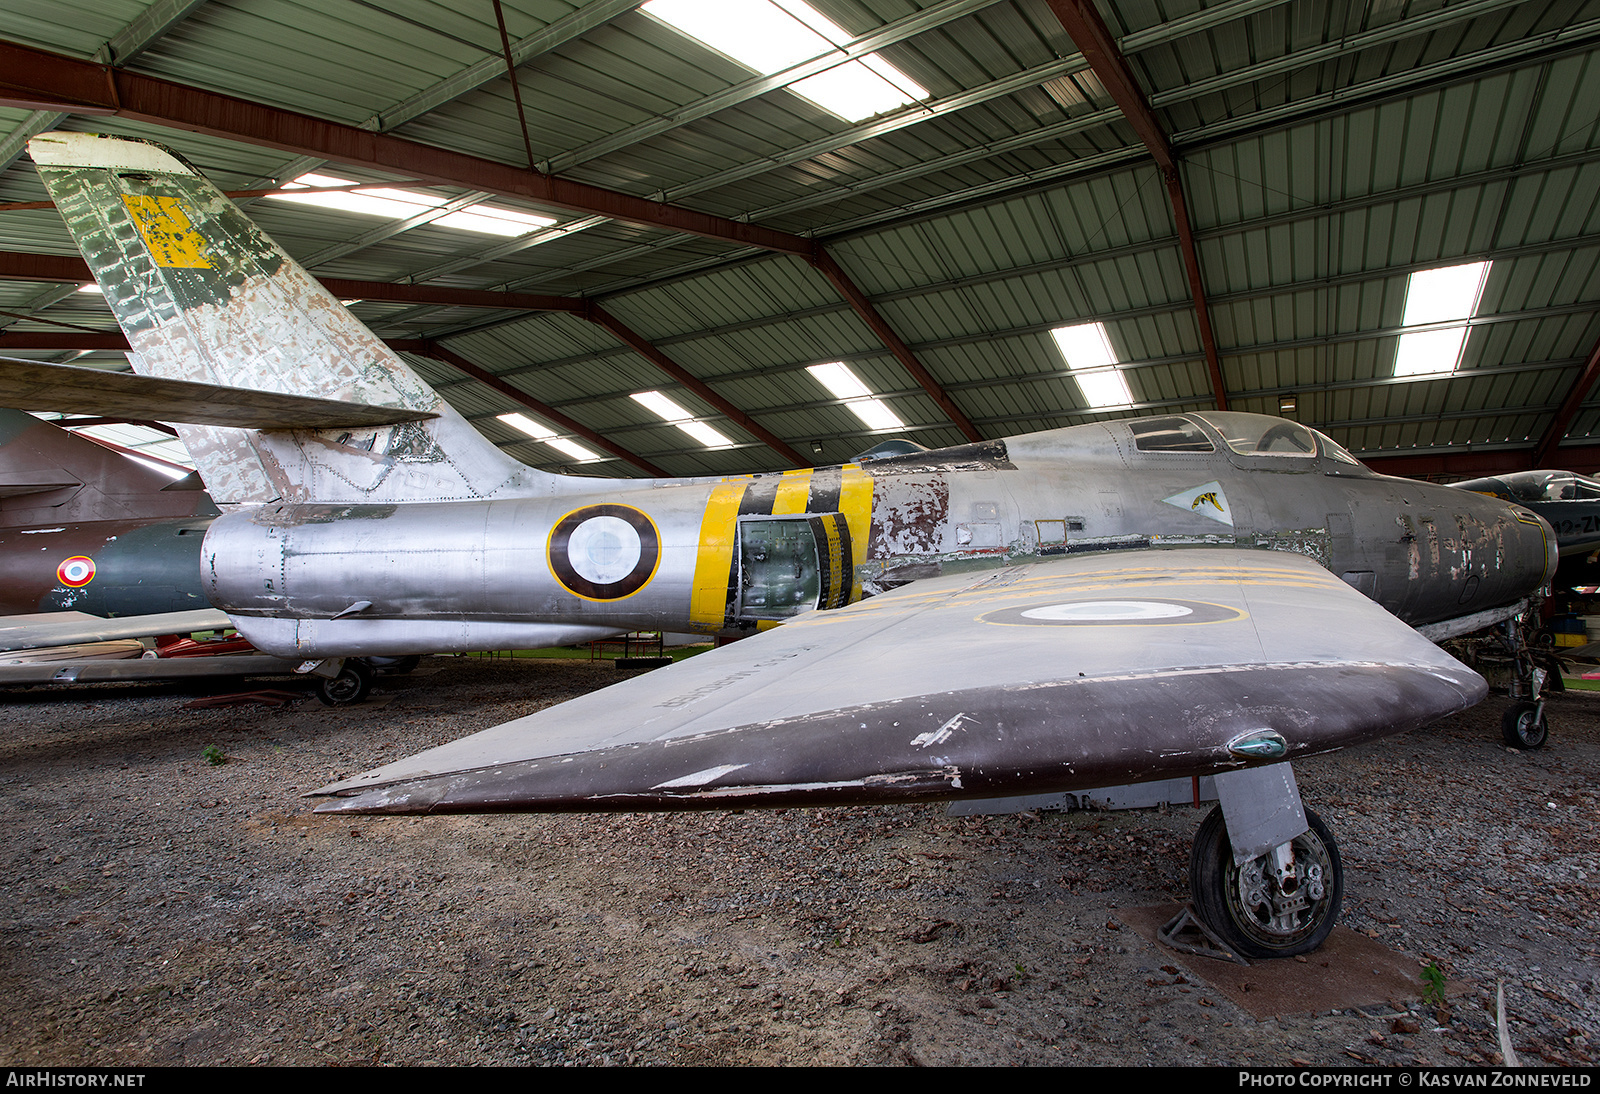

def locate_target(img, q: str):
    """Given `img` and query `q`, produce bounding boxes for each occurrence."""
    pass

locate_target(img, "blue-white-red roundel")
[56,555,96,587]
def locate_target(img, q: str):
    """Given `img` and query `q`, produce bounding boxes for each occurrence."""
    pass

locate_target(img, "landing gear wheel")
[1502,701,1548,750]
[1188,805,1343,959]
[316,660,373,706]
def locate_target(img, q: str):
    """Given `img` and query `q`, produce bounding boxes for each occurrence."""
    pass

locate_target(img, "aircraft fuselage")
[206,411,1556,658]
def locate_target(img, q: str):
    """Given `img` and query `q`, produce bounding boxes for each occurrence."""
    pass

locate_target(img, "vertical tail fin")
[29,132,554,506]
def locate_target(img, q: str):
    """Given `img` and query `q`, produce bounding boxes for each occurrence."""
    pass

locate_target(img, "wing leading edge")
[312,548,1486,815]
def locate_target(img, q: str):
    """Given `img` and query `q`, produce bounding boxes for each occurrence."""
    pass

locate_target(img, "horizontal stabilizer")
[0,360,437,429]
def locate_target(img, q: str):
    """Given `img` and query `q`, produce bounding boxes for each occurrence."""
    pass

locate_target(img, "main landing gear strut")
[1164,763,1343,961]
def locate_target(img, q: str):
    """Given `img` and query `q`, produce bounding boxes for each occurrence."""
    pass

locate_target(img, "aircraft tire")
[1188,804,1343,959]
[1501,702,1549,750]
[316,660,374,706]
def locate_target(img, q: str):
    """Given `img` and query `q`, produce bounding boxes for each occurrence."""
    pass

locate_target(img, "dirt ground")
[1,655,1596,1067]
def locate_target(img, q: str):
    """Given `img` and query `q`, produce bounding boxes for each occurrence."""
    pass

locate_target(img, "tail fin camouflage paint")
[29,132,564,508]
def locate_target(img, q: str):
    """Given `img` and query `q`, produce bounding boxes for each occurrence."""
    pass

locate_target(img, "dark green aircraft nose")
[1514,507,1559,593]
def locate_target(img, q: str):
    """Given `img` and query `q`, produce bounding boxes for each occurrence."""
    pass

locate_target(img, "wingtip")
[309,779,450,815]
[28,132,201,176]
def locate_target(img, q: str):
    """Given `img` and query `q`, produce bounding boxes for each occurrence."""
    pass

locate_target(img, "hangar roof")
[0,0,1597,479]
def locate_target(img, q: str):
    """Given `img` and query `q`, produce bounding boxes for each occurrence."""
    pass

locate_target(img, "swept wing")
[314,548,1484,814]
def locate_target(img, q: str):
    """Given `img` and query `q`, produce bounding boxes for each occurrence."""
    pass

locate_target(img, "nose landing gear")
[1501,613,1552,750]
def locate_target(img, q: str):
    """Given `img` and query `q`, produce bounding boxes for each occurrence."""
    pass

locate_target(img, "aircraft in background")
[28,130,1557,960]
[1453,470,1600,559]
[0,405,214,618]
[0,408,404,701]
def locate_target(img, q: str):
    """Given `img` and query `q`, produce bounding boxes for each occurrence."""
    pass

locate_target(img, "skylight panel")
[66,422,195,476]
[497,412,599,463]
[1393,261,1491,376]
[643,0,926,122]
[434,205,556,237]
[807,362,904,431]
[546,437,602,462]
[274,172,444,220]
[273,174,555,237]
[1050,322,1134,409]
[630,391,733,449]
[498,411,555,439]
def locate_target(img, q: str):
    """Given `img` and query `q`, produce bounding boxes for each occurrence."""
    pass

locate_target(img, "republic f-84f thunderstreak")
[30,132,1555,959]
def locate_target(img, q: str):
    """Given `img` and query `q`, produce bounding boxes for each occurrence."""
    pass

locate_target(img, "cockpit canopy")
[1126,412,1365,467]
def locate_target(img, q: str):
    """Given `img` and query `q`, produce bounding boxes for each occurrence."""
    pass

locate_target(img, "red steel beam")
[585,304,810,467]
[0,38,816,259]
[0,251,91,282]
[809,248,982,443]
[418,342,667,477]
[1534,334,1600,468]
[1044,0,1228,411]
[0,251,800,466]
[54,416,180,436]
[1364,448,1600,479]
[0,331,129,350]
[0,250,580,312]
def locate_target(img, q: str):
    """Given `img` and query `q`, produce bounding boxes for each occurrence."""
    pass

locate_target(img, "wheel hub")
[1231,836,1332,941]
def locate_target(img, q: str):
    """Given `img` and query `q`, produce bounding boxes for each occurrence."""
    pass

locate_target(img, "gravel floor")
[0,656,1595,1066]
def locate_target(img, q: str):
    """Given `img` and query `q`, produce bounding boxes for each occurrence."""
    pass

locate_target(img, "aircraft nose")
[1515,507,1559,592]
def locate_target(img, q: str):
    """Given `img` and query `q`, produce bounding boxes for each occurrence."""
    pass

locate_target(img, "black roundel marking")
[547,504,660,601]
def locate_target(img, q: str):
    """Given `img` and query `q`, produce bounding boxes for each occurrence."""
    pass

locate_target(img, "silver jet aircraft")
[30,131,1556,960]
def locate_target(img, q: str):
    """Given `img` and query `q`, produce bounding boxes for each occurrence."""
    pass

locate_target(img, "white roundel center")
[1021,600,1193,621]
[568,515,642,585]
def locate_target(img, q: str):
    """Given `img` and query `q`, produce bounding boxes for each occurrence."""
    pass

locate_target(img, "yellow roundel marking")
[546,504,661,602]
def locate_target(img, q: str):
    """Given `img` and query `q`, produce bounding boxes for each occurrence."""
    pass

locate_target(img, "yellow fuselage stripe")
[772,469,814,514]
[689,481,750,630]
[838,464,873,603]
